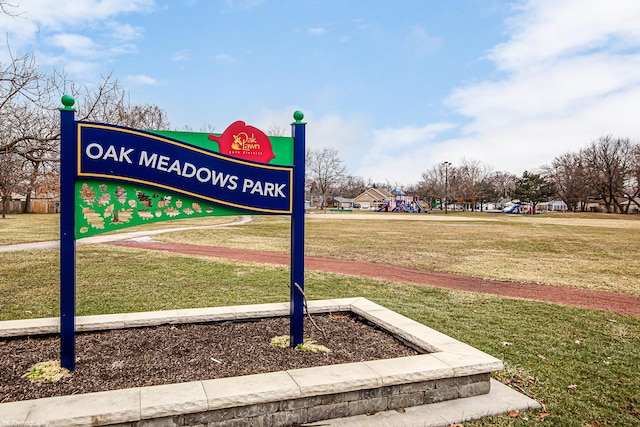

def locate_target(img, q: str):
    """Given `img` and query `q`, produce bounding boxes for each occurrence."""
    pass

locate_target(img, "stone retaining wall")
[0,298,503,427]
[110,373,490,427]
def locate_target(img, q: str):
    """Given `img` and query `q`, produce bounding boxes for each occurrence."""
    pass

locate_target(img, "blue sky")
[2,0,640,185]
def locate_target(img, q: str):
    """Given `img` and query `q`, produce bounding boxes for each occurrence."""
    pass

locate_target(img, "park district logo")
[208,121,275,164]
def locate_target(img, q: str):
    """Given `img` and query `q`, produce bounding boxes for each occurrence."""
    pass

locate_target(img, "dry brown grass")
[157,213,640,295]
[2,212,638,295]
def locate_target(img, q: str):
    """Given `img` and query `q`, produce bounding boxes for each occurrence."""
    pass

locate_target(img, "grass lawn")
[0,212,639,426]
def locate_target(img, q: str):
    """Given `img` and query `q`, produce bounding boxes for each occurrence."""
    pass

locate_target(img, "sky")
[2,0,640,186]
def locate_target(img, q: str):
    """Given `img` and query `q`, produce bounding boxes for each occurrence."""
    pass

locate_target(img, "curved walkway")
[0,216,252,252]
[110,240,640,318]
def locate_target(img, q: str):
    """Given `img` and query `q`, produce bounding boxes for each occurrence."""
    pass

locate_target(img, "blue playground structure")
[377,201,390,212]
[414,198,428,213]
[392,200,417,213]
[502,201,522,214]
[377,191,428,213]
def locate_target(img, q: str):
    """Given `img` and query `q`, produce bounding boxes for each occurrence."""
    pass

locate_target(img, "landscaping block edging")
[0,298,504,427]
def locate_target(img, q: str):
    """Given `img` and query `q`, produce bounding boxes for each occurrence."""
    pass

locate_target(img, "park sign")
[75,122,294,237]
[59,95,307,370]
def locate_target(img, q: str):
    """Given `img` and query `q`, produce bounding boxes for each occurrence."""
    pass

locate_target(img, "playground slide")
[415,200,427,213]
[377,201,390,212]
[502,204,520,214]
[393,204,416,213]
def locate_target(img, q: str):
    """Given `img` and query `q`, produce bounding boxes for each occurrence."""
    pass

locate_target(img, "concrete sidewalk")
[325,379,539,426]
[0,215,251,253]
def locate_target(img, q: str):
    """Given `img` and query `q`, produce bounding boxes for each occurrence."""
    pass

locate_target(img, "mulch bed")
[0,314,418,403]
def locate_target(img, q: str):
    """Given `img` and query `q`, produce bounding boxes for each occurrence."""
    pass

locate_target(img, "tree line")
[544,135,640,214]
[305,135,640,215]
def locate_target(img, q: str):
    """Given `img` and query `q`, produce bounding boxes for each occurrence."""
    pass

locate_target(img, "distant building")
[354,187,393,210]
[541,200,568,212]
[327,196,355,209]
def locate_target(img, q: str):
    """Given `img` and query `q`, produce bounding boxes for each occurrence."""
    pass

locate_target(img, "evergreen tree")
[512,171,557,214]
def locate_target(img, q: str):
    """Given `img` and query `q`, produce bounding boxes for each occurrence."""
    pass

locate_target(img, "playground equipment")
[376,193,428,213]
[502,201,522,214]
[414,198,428,213]
[377,201,390,212]
[392,200,417,213]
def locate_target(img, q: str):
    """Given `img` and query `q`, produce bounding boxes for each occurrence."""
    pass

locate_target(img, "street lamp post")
[442,161,451,214]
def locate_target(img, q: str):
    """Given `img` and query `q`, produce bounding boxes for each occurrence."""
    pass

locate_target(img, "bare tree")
[417,163,447,208]
[62,72,170,128]
[266,125,287,137]
[306,148,347,209]
[621,143,640,213]
[476,178,500,211]
[583,135,633,213]
[0,63,170,215]
[0,44,55,215]
[0,147,26,217]
[486,171,516,200]
[455,158,493,211]
[0,0,17,15]
[543,151,591,212]
[0,7,168,214]
[337,175,369,199]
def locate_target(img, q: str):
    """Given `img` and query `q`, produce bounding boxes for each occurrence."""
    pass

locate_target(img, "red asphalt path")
[111,241,640,317]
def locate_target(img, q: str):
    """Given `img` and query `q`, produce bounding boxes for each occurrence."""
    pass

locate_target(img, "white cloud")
[253,108,374,176]
[0,0,153,69]
[407,26,441,56]
[331,0,640,184]
[427,0,640,176]
[490,0,640,70]
[307,114,371,163]
[354,123,455,185]
[248,2,640,184]
[47,34,98,57]
[172,50,190,62]
[213,54,239,64]
[125,74,159,86]
[58,59,103,81]
[109,22,143,41]
[3,0,154,35]
[253,108,453,185]
[308,27,326,36]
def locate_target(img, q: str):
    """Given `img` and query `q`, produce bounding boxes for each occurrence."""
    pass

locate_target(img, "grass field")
[0,212,639,426]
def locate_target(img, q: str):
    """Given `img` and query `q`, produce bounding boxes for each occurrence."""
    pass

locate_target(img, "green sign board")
[75,128,294,237]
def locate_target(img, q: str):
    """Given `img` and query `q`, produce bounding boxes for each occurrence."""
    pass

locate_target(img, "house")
[354,187,393,210]
[582,197,640,213]
[584,198,604,212]
[541,200,568,212]
[327,196,355,209]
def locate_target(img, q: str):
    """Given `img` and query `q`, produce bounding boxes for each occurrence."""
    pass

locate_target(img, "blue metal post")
[290,111,306,347]
[59,95,77,370]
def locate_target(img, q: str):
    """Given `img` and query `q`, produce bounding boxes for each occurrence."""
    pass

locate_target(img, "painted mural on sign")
[75,181,238,237]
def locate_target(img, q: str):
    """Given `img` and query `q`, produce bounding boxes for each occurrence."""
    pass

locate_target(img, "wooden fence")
[0,200,59,214]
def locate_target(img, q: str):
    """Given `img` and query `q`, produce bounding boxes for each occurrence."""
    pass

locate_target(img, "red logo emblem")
[208,121,275,164]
